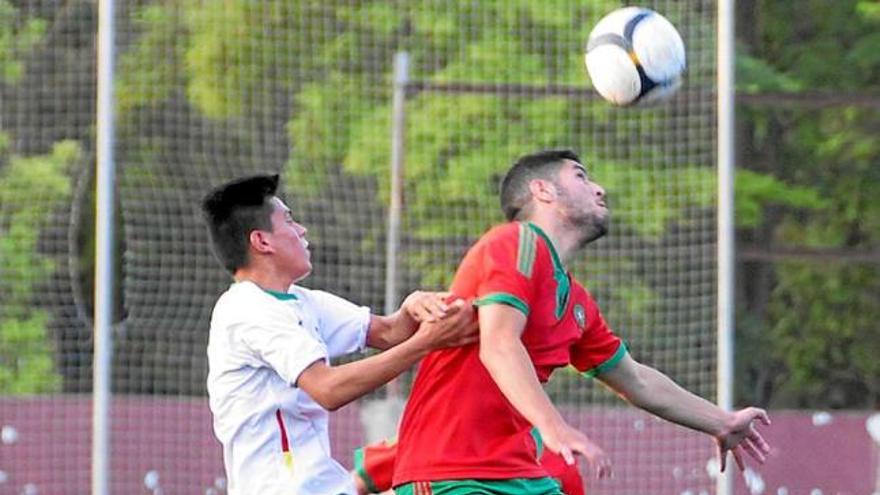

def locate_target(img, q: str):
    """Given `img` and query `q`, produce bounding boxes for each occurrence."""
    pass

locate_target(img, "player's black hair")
[201,174,279,274]
[500,149,581,221]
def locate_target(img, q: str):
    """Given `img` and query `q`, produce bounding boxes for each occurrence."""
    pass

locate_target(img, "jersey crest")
[573,304,586,329]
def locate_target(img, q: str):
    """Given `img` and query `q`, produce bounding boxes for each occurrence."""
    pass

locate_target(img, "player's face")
[555,160,609,245]
[267,197,312,282]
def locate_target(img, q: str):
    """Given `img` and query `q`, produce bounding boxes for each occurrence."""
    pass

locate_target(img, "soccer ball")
[585,7,686,106]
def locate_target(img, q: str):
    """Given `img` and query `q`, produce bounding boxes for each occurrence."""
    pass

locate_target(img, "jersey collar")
[525,222,570,320]
[263,288,298,301]
[525,222,565,274]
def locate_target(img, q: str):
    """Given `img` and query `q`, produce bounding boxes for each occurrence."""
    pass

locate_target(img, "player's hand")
[715,407,771,472]
[541,421,612,479]
[414,298,478,349]
[401,291,455,323]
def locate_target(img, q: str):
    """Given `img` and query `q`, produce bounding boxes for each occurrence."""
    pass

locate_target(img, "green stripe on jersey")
[395,477,563,495]
[517,223,538,278]
[525,223,569,320]
[262,288,298,300]
[529,427,544,460]
[476,292,529,316]
[581,342,629,378]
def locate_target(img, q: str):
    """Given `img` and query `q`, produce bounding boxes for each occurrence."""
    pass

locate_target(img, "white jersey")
[207,280,371,495]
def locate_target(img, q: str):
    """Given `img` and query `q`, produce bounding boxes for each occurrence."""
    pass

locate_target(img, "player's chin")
[577,216,609,246]
[292,262,313,282]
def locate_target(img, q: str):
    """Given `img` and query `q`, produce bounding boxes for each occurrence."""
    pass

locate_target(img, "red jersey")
[394,222,625,484]
[356,439,585,495]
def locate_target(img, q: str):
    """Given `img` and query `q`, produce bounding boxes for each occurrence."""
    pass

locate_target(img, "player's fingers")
[445,297,466,314]
[408,294,438,322]
[744,407,770,426]
[424,295,450,319]
[597,456,613,479]
[560,446,575,466]
[732,447,746,471]
[747,429,771,456]
[740,437,766,464]
[718,446,727,473]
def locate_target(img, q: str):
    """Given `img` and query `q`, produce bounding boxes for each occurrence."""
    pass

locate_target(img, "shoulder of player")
[472,222,557,272]
[475,222,538,251]
[212,282,295,323]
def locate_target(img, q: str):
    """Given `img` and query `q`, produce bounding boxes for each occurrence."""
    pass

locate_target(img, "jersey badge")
[573,304,586,329]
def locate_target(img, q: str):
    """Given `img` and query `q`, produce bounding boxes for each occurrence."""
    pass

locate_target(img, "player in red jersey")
[392,149,771,495]
[353,439,585,495]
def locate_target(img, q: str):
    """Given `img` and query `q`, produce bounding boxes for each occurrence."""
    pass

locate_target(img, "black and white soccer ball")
[585,7,686,106]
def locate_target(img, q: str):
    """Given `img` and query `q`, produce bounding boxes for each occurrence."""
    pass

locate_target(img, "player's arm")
[298,301,476,411]
[478,303,611,476]
[596,353,771,471]
[366,291,458,350]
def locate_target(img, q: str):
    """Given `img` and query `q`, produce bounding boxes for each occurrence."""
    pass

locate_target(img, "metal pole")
[385,52,410,316]
[717,0,736,494]
[93,0,117,493]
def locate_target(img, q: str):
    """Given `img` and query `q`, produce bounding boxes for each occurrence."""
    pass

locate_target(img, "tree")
[735,0,880,408]
[0,136,78,394]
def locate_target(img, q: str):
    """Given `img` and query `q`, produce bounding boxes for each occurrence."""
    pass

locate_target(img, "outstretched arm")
[597,353,771,472]
[298,300,476,411]
[478,303,611,478]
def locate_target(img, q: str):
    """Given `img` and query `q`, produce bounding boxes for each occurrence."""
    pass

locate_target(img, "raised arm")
[597,353,771,472]
[478,303,611,477]
[297,298,476,411]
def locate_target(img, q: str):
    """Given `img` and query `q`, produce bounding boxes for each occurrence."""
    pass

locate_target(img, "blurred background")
[0,0,877,494]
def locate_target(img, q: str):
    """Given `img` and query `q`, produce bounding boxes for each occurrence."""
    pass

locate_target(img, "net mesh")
[0,1,717,493]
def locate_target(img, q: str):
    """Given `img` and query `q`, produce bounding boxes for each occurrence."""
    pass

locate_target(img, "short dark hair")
[201,174,279,274]
[500,149,581,221]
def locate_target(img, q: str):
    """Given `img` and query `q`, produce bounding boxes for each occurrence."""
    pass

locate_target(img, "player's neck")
[233,264,296,293]
[524,216,579,265]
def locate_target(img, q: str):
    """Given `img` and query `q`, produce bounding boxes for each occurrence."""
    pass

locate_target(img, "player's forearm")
[625,364,730,436]
[365,312,418,350]
[479,338,567,432]
[300,336,429,411]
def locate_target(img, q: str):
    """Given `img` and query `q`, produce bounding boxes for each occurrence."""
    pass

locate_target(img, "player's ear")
[249,230,274,254]
[529,178,557,204]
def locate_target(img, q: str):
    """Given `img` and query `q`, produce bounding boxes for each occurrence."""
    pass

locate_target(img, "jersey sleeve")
[569,298,627,377]
[353,440,397,493]
[239,313,328,387]
[307,289,371,358]
[470,225,538,317]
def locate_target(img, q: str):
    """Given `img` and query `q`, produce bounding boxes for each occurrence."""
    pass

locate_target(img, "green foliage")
[752,0,880,90]
[58,0,880,405]
[286,0,714,244]
[0,138,79,394]
[769,263,880,407]
[117,5,185,114]
[0,0,46,84]
[736,52,802,93]
[734,169,829,228]
[735,0,879,408]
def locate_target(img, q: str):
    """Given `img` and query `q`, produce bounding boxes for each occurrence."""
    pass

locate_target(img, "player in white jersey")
[201,174,477,495]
